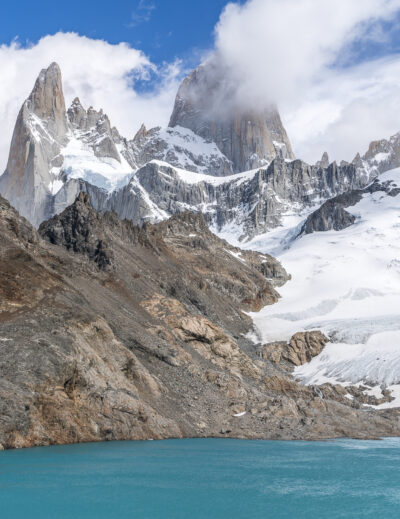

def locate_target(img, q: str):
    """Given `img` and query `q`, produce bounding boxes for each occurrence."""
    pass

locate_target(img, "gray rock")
[316,152,330,169]
[169,63,295,173]
[0,63,68,226]
[104,158,374,240]
[301,174,400,235]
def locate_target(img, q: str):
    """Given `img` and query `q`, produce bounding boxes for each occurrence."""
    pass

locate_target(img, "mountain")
[0,63,68,226]
[2,62,395,241]
[0,63,131,226]
[0,64,235,227]
[105,158,371,241]
[2,62,400,448]
[353,131,400,176]
[2,191,400,449]
[169,63,295,171]
[1,61,377,239]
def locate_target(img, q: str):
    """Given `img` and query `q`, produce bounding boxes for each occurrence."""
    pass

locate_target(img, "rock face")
[356,131,400,175]
[0,63,68,226]
[39,192,114,270]
[169,64,295,172]
[301,195,358,234]
[261,331,329,366]
[126,124,233,176]
[104,158,373,240]
[285,331,329,366]
[67,97,121,162]
[2,193,400,449]
[301,174,400,234]
[316,152,330,169]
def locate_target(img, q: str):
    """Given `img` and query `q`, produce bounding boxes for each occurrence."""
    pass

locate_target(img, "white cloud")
[213,0,400,162]
[0,32,181,171]
[128,0,156,27]
[285,56,400,162]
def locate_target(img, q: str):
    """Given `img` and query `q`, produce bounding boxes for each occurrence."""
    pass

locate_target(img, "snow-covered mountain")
[0,63,235,226]
[0,62,386,239]
[245,167,400,407]
[105,158,371,240]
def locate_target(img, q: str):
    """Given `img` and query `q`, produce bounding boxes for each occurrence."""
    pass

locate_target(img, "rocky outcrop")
[67,97,121,162]
[356,131,400,175]
[316,152,330,169]
[261,331,329,366]
[301,196,357,234]
[169,64,295,172]
[301,173,400,235]
[126,125,233,176]
[39,192,113,270]
[285,331,329,366]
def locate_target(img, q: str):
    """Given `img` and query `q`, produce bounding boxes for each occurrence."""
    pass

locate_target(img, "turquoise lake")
[1,437,400,518]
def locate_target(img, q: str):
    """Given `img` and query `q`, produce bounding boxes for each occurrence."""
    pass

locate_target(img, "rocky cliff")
[301,173,400,234]
[169,64,295,172]
[103,158,373,240]
[0,63,68,226]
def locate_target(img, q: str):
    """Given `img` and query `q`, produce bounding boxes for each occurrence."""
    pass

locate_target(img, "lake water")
[1,437,400,518]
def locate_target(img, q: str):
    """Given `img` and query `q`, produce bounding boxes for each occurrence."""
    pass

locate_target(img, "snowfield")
[52,136,134,193]
[238,168,400,407]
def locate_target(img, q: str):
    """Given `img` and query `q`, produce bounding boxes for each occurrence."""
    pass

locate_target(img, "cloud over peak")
[212,0,400,161]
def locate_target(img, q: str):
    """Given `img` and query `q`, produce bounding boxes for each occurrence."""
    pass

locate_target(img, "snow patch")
[56,134,134,192]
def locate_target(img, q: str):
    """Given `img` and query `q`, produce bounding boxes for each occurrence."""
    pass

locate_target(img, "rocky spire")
[316,152,330,169]
[352,152,363,168]
[133,123,148,143]
[169,64,295,173]
[0,62,69,226]
[26,62,68,138]
[67,98,120,162]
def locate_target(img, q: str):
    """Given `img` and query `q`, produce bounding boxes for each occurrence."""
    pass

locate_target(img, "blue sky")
[0,0,230,67]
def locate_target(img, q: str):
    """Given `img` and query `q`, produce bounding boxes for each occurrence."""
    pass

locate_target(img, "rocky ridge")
[1,193,400,450]
[1,62,392,240]
[301,171,400,234]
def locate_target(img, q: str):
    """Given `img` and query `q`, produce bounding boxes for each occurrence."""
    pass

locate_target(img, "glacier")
[241,168,400,405]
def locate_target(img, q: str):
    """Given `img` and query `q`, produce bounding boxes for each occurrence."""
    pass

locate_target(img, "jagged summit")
[27,62,68,137]
[0,63,135,226]
[1,61,398,241]
[0,62,70,225]
[169,64,295,172]
[316,152,330,169]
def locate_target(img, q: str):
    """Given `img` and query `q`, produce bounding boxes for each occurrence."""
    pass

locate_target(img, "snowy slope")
[238,168,400,406]
[126,125,233,176]
[51,135,134,193]
[149,159,260,186]
[147,126,231,174]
